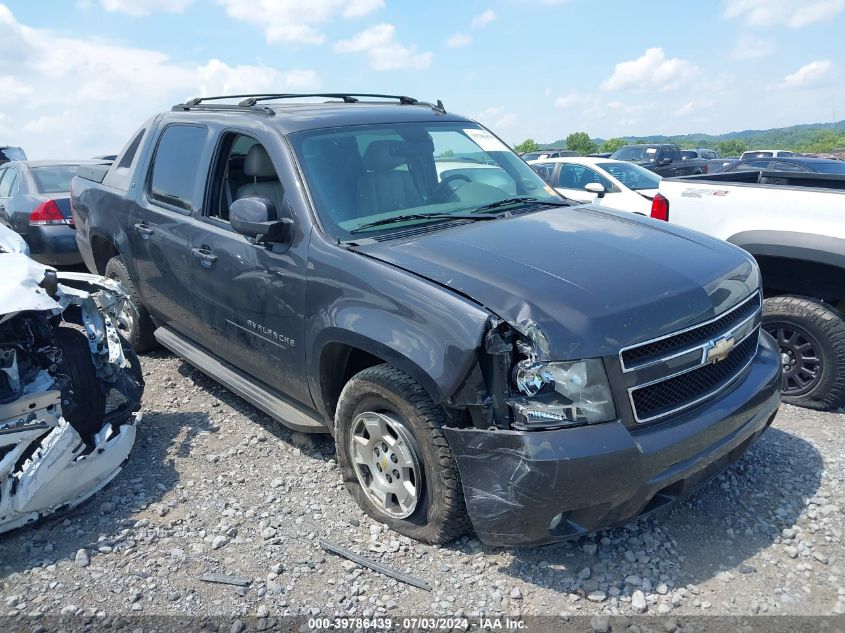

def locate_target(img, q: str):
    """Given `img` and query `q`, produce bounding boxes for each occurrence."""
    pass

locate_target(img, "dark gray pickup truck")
[72,93,781,546]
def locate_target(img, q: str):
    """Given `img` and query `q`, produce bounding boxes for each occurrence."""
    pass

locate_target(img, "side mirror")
[230,197,293,244]
[659,157,672,166]
[584,182,606,198]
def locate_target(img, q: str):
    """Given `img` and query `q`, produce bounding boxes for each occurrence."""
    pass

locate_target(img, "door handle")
[191,246,217,269]
[133,222,154,239]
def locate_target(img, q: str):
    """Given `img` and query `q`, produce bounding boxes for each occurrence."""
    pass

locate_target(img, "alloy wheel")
[349,411,422,519]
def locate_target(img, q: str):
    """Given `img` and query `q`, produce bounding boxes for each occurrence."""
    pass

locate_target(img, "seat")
[356,140,423,214]
[236,145,284,218]
[557,166,579,189]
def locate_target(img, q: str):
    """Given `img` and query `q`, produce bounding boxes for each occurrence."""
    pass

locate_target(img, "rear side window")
[149,124,207,212]
[118,129,146,169]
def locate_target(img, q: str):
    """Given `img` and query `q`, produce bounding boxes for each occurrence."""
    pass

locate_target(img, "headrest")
[362,140,405,172]
[244,144,276,178]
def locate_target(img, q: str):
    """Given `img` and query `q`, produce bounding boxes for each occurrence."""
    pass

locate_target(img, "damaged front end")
[0,254,144,534]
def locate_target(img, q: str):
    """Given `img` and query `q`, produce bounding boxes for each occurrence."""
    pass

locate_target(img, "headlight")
[511,358,616,430]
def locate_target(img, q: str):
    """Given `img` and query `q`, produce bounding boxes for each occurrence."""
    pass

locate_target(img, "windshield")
[290,122,562,240]
[597,162,662,190]
[809,161,845,174]
[30,165,79,193]
[611,146,658,162]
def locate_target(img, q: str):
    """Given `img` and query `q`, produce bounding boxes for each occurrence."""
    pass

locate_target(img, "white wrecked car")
[0,252,143,534]
[0,223,29,256]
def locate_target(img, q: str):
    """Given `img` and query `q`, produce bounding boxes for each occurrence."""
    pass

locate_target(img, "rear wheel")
[105,256,158,353]
[763,296,845,409]
[335,365,471,544]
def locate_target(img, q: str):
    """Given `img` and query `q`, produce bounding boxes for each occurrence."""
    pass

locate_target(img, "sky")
[1,0,844,158]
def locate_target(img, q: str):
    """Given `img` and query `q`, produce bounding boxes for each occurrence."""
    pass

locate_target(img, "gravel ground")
[1,349,843,621]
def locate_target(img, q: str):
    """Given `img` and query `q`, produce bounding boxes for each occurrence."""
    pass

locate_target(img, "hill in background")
[539,120,845,155]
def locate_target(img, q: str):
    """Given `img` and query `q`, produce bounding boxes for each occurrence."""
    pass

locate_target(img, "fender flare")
[727,230,845,271]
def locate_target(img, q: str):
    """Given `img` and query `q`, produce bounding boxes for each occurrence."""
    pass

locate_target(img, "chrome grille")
[631,332,758,422]
[621,292,761,371]
[625,292,762,424]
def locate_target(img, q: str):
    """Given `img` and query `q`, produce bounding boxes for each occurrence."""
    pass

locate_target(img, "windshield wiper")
[472,196,573,214]
[350,212,497,234]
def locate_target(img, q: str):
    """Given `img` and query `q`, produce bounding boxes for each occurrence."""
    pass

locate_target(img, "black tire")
[55,327,107,440]
[104,256,158,353]
[763,295,845,409]
[335,364,471,544]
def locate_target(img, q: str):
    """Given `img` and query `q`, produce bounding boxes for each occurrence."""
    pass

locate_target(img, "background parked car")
[529,157,661,213]
[0,146,26,165]
[723,156,845,174]
[520,148,579,160]
[610,143,706,176]
[681,148,721,160]
[740,149,797,160]
[0,160,106,266]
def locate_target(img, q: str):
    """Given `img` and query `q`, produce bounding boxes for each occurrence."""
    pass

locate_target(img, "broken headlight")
[511,359,616,429]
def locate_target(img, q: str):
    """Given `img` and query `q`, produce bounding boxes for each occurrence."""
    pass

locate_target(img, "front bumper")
[444,332,781,547]
[26,224,82,266]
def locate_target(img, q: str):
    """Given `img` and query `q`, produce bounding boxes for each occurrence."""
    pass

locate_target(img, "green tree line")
[515,121,845,156]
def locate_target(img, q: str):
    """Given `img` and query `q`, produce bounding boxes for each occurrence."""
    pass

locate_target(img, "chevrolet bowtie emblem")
[706,336,735,363]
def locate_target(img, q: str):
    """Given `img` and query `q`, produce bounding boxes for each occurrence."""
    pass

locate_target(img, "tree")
[718,139,748,157]
[566,132,598,156]
[514,139,539,154]
[601,137,627,153]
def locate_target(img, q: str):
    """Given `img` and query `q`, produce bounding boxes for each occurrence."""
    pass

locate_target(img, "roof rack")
[172,93,446,115]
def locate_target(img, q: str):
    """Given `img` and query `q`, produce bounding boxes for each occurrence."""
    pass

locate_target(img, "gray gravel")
[1,350,843,619]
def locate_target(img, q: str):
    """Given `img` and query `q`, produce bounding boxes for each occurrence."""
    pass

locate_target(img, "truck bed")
[666,170,845,191]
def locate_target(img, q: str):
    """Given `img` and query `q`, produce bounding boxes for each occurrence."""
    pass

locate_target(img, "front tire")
[55,326,106,441]
[335,365,471,544]
[104,256,158,353]
[763,296,845,409]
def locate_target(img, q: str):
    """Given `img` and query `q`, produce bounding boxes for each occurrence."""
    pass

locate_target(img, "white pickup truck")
[652,170,845,410]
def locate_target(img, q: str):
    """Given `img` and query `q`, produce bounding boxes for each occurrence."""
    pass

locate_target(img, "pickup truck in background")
[71,93,780,546]
[653,170,845,410]
[611,144,707,177]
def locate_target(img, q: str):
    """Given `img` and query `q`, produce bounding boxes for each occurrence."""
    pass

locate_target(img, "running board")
[154,327,327,434]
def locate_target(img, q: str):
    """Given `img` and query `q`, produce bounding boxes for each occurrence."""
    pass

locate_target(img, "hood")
[0,225,29,255]
[357,206,758,360]
[0,254,61,322]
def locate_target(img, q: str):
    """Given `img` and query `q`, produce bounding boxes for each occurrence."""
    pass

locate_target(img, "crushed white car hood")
[0,254,62,323]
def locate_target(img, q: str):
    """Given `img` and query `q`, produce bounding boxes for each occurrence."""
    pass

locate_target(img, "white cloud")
[0,4,320,158]
[196,60,321,96]
[0,74,32,102]
[781,59,833,87]
[675,98,714,118]
[333,24,432,70]
[723,0,845,28]
[445,32,472,48]
[471,9,496,29]
[602,48,698,92]
[474,106,516,130]
[217,0,383,45]
[554,94,578,108]
[98,0,192,15]
[730,34,774,60]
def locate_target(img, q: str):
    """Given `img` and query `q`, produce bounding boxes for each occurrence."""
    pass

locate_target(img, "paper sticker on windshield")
[646,148,657,154]
[464,129,509,152]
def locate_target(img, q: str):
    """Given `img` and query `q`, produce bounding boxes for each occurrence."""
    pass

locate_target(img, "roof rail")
[172,93,446,114]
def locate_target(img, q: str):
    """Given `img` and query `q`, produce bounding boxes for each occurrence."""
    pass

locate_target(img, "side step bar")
[154,327,327,434]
